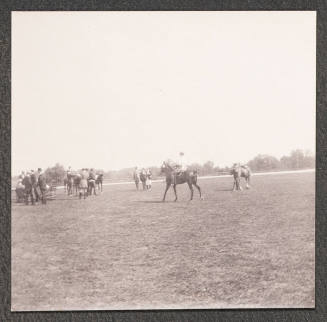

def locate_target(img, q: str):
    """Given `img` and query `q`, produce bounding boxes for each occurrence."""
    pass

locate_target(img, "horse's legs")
[193,183,202,199]
[162,183,170,202]
[173,184,178,202]
[238,178,243,190]
[187,182,194,200]
[246,175,251,189]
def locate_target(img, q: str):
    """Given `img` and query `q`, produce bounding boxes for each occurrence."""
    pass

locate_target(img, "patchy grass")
[11,172,315,310]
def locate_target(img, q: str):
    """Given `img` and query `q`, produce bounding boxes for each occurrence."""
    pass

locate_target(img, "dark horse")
[67,174,74,196]
[161,162,202,202]
[73,175,81,196]
[96,174,103,192]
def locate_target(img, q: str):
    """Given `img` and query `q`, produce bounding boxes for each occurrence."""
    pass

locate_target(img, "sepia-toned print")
[11,11,315,310]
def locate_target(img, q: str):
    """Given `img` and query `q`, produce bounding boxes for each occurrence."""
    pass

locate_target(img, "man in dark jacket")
[22,173,34,205]
[30,170,40,202]
[37,168,47,204]
[88,169,97,195]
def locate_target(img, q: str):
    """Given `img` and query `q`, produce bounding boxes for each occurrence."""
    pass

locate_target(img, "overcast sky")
[12,11,316,175]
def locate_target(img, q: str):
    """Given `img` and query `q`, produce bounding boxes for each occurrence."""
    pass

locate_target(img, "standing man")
[20,171,26,180]
[146,168,152,190]
[79,168,89,199]
[88,168,97,195]
[133,167,140,190]
[22,172,34,205]
[30,170,40,202]
[37,168,47,204]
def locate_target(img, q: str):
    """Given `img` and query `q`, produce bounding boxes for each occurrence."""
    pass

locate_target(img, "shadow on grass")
[54,196,85,201]
[136,200,173,204]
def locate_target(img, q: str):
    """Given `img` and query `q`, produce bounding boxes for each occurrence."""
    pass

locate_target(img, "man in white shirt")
[173,152,188,184]
[176,152,187,171]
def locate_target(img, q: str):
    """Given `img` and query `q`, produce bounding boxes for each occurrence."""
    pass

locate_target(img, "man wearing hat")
[37,168,47,204]
[88,168,97,195]
[22,172,34,205]
[30,170,40,202]
[173,152,188,184]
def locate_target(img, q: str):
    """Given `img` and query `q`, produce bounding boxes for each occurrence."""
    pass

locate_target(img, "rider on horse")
[172,152,188,184]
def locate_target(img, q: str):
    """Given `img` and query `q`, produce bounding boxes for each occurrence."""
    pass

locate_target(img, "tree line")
[20,149,314,185]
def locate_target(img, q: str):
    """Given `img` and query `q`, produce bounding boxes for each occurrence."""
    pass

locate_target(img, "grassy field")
[11,172,315,310]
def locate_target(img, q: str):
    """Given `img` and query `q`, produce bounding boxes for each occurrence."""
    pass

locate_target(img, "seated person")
[15,179,25,202]
[172,152,188,183]
[174,152,187,173]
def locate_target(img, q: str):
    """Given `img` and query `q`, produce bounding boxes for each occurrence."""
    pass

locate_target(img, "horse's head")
[160,161,173,174]
[160,162,166,174]
[230,163,240,175]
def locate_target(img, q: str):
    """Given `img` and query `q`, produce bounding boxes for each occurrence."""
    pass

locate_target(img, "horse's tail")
[247,169,251,183]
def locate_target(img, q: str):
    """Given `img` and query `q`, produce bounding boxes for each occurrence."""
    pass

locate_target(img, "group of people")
[65,167,103,199]
[15,152,251,205]
[133,167,152,190]
[15,168,48,205]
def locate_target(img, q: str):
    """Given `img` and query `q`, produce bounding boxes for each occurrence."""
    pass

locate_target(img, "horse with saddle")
[160,161,202,202]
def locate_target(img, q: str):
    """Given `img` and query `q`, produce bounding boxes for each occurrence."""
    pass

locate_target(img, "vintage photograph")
[11,11,315,310]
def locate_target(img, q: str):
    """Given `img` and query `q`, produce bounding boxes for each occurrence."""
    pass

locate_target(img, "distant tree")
[303,150,315,168]
[44,163,66,184]
[280,155,292,169]
[284,149,315,169]
[148,166,160,179]
[213,166,222,173]
[290,149,305,169]
[247,155,280,171]
[188,163,203,175]
[202,161,215,175]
